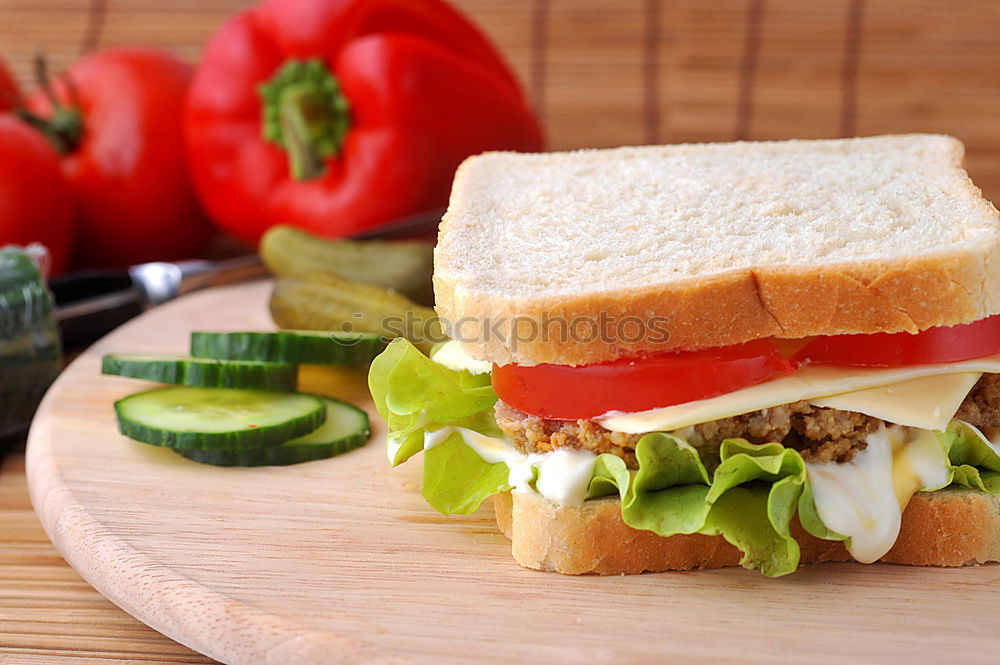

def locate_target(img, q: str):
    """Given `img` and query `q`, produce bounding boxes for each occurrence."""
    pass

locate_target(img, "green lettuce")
[586,453,631,499]
[797,481,847,542]
[422,432,512,514]
[582,435,808,575]
[701,441,808,576]
[623,433,712,536]
[369,338,506,514]
[369,340,1000,576]
[937,420,1000,493]
[609,436,808,576]
[369,337,498,467]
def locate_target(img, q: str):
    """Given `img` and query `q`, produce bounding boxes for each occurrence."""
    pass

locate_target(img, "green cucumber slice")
[176,397,370,466]
[102,354,297,391]
[115,387,325,451]
[190,330,386,366]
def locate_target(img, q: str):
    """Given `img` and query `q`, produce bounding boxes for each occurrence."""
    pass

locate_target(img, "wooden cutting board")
[25,281,1000,665]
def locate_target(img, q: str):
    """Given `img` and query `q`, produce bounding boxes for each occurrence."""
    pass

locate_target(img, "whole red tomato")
[0,115,74,274]
[0,57,21,111]
[27,48,211,268]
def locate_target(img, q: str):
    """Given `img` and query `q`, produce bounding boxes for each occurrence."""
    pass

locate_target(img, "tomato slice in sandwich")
[491,339,794,420]
[792,314,1000,367]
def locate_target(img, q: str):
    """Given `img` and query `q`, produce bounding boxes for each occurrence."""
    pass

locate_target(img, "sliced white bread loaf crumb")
[435,135,1000,366]
[492,488,1000,575]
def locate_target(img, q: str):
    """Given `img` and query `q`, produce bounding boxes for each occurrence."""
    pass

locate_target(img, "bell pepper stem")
[259,59,351,181]
[278,86,328,181]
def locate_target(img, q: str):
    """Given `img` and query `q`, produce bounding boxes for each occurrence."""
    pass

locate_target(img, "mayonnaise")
[387,434,404,464]
[423,426,597,506]
[805,425,950,563]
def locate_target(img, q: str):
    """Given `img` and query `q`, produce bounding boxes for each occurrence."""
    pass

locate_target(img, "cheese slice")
[808,372,982,430]
[430,339,492,374]
[597,355,1000,434]
[805,425,950,563]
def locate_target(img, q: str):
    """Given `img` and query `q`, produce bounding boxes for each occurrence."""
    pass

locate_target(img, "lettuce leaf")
[422,432,512,514]
[585,435,807,576]
[701,441,807,576]
[797,481,847,542]
[369,338,507,514]
[369,338,498,466]
[622,433,712,536]
[586,453,631,499]
[937,420,1000,493]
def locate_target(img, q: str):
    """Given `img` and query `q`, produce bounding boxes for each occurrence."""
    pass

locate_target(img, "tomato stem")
[259,59,350,181]
[16,52,84,155]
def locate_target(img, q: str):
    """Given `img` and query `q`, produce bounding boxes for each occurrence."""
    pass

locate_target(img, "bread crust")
[436,247,1000,366]
[492,489,1000,574]
[434,135,1000,366]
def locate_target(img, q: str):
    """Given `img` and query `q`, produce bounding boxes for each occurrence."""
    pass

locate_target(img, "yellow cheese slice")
[430,339,492,374]
[808,371,981,430]
[597,355,1000,434]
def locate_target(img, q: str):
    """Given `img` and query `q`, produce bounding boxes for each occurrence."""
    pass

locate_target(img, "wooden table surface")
[0,441,216,664]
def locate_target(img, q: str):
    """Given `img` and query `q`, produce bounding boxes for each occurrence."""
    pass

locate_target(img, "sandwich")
[368,134,1000,576]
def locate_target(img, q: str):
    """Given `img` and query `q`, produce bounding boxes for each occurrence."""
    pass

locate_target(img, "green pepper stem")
[259,59,351,181]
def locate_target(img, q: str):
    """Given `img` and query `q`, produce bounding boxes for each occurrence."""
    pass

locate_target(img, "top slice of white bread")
[433,134,1000,366]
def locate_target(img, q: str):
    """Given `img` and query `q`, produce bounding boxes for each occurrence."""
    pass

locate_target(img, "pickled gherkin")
[270,273,443,355]
[0,246,61,438]
[260,225,433,304]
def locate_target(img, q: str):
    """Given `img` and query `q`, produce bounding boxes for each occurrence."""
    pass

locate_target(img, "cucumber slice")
[102,354,297,391]
[115,387,325,451]
[176,397,370,466]
[190,330,386,366]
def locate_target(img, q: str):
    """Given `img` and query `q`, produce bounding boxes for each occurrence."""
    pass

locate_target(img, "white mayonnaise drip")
[423,426,597,506]
[805,425,950,563]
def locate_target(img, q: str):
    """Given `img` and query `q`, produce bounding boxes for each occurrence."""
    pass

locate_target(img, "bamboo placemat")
[3,1,1000,197]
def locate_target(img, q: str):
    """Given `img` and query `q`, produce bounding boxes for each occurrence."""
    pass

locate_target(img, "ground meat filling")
[685,401,880,464]
[955,374,1000,428]
[495,373,1000,469]
[495,400,645,468]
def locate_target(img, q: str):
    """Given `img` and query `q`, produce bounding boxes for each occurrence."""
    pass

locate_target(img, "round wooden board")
[25,281,1000,665]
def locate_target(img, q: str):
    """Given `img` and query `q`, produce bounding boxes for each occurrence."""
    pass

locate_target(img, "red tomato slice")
[792,314,1000,368]
[492,339,795,420]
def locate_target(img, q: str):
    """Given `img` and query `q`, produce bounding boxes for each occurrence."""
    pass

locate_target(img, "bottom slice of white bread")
[492,489,1000,574]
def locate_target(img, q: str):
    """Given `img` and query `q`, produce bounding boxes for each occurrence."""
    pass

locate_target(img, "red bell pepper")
[184,0,544,246]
